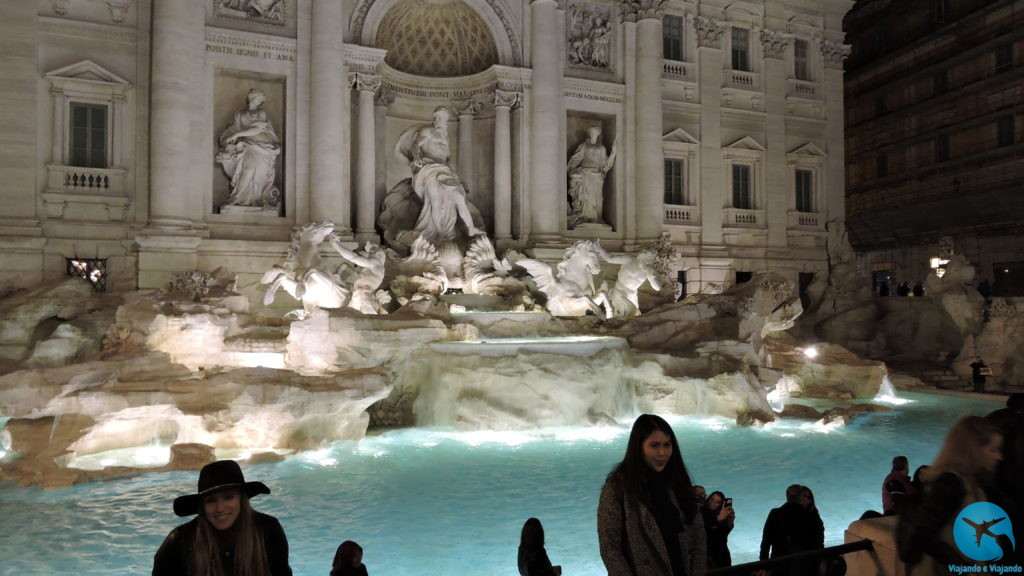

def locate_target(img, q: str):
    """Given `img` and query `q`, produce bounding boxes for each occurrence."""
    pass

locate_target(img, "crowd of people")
[152,397,1024,576]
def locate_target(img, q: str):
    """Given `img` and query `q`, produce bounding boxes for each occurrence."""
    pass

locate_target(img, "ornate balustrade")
[723,208,765,228]
[662,60,695,81]
[663,204,698,225]
[788,210,825,230]
[725,70,761,91]
[787,78,820,99]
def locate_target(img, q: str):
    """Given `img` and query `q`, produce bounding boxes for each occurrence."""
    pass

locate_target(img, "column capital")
[350,72,382,92]
[374,90,395,108]
[494,90,521,109]
[695,16,724,49]
[760,29,788,60]
[622,0,665,23]
[821,40,851,70]
[453,99,482,116]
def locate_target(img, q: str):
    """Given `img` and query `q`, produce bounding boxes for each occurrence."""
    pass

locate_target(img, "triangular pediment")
[789,142,827,157]
[724,136,766,151]
[45,60,132,88]
[663,128,699,145]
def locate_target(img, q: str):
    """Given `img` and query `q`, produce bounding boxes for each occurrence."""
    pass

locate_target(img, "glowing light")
[803,347,819,359]
[100,458,116,467]
[874,394,912,406]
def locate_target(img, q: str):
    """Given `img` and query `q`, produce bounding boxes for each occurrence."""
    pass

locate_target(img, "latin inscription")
[205,43,295,62]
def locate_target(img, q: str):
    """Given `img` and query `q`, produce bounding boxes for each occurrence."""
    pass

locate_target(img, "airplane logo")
[962,516,1006,547]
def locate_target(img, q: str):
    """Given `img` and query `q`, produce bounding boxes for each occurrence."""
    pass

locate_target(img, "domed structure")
[376,0,499,77]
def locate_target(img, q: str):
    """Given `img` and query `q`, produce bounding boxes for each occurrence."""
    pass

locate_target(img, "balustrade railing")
[726,70,761,91]
[662,60,694,80]
[788,210,825,230]
[787,78,820,99]
[664,205,697,224]
[723,208,764,227]
[46,164,127,196]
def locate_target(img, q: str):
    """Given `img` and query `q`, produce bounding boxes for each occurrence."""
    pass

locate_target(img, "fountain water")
[874,374,911,405]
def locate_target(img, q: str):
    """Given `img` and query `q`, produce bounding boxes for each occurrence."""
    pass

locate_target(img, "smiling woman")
[152,460,293,576]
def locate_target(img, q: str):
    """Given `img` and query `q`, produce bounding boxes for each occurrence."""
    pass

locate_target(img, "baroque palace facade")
[0,0,851,301]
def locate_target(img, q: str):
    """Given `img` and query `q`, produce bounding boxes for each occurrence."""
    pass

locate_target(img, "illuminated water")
[0,392,1000,576]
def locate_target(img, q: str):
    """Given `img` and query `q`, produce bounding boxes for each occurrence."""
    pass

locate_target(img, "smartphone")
[724,498,733,507]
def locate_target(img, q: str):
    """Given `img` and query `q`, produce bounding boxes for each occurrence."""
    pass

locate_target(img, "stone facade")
[0,0,851,303]
[845,0,1024,295]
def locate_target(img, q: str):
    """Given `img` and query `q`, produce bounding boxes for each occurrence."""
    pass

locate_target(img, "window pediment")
[788,142,826,158]
[663,128,699,145]
[724,135,766,153]
[45,60,132,96]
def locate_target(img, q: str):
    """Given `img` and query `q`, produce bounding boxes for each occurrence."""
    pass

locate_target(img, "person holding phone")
[702,491,735,568]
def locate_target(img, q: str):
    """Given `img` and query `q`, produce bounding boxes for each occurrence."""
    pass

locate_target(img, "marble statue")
[261,222,348,314]
[329,239,390,315]
[567,126,618,229]
[216,88,281,211]
[519,240,604,316]
[395,106,484,245]
[593,246,662,318]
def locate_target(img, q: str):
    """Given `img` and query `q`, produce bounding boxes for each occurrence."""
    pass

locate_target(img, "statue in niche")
[567,125,618,229]
[567,4,612,69]
[216,88,281,212]
[519,240,605,317]
[592,246,662,318]
[217,0,285,22]
[396,106,484,244]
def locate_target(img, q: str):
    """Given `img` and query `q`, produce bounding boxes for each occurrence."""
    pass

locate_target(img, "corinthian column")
[353,73,381,242]
[149,0,205,229]
[528,0,563,244]
[310,0,349,229]
[625,0,666,245]
[493,90,519,247]
[454,99,480,193]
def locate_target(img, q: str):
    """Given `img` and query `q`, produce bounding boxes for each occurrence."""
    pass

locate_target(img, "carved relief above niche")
[566,0,617,78]
[209,0,296,36]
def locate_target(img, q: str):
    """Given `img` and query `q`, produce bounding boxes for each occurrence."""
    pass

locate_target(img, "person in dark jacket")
[331,541,368,576]
[597,414,706,576]
[759,484,823,576]
[882,456,918,515]
[153,459,292,576]
[702,491,735,568]
[518,517,561,576]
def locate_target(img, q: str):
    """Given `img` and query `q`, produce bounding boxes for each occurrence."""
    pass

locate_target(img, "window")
[732,164,752,208]
[794,39,810,81]
[70,103,108,168]
[935,134,950,162]
[996,44,1013,72]
[933,70,948,95]
[735,271,753,284]
[731,27,750,72]
[663,15,684,61]
[997,115,1015,147]
[795,169,813,212]
[876,154,888,178]
[664,159,685,204]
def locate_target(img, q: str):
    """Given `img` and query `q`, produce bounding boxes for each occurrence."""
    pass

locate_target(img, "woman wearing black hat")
[153,460,292,576]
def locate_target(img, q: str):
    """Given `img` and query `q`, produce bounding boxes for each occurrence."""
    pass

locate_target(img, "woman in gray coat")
[597,414,706,576]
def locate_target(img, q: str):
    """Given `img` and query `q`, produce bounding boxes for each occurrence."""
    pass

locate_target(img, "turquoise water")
[0,392,1000,576]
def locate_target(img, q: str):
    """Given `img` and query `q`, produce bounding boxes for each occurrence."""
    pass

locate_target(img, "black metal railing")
[708,540,874,576]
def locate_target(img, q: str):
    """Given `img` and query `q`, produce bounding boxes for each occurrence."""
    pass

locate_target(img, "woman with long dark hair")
[518,517,561,576]
[597,414,706,576]
[153,460,292,576]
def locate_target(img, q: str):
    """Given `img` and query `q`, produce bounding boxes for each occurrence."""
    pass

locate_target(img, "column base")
[135,234,204,290]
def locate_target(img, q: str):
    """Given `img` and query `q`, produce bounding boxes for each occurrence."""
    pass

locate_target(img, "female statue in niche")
[567,125,618,229]
[216,88,281,209]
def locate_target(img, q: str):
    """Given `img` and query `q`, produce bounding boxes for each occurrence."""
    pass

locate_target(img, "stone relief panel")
[209,0,296,36]
[566,1,616,75]
[212,72,286,217]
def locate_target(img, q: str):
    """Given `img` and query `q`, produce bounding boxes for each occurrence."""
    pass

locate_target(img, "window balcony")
[725,70,761,92]
[723,207,765,228]
[663,60,695,81]
[787,79,821,100]
[47,164,127,196]
[788,210,825,230]
[43,164,130,221]
[664,204,699,225]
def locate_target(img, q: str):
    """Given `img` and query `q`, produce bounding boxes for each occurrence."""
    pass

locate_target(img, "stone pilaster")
[374,90,394,234]
[822,40,850,234]
[695,16,725,252]
[528,0,564,244]
[149,0,205,230]
[762,29,788,251]
[493,90,519,247]
[309,0,349,230]
[454,99,480,193]
[353,73,381,242]
[626,0,666,245]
